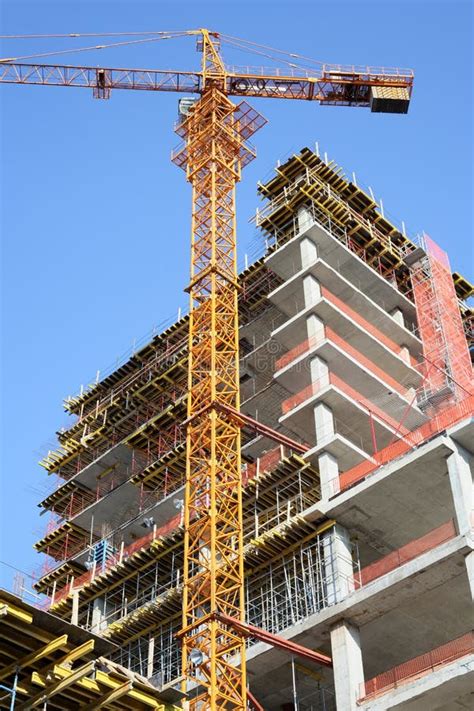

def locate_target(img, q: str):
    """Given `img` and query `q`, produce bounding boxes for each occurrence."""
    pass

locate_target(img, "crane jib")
[0,63,413,109]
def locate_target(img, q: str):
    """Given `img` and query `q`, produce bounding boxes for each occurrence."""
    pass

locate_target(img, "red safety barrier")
[51,512,182,607]
[339,395,474,492]
[355,520,456,588]
[282,378,327,414]
[282,372,409,438]
[360,631,474,700]
[276,337,317,371]
[277,327,410,400]
[321,286,419,367]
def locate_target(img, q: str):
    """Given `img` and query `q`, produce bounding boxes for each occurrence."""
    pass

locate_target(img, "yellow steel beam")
[0,601,33,625]
[0,633,68,682]
[31,660,168,708]
[294,662,323,683]
[81,680,133,710]
[44,639,95,671]
[95,670,165,707]
[18,660,96,710]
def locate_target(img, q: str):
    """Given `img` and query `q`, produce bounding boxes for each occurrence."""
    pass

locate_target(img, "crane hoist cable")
[0,31,188,39]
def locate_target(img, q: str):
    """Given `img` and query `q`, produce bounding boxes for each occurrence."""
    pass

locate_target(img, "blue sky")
[0,0,472,591]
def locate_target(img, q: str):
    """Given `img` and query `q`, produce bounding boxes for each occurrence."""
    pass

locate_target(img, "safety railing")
[276,326,412,400]
[256,170,419,303]
[355,520,456,588]
[45,388,187,480]
[322,63,414,78]
[281,377,328,414]
[320,286,419,367]
[244,488,320,543]
[360,631,474,700]
[48,447,289,607]
[242,445,287,486]
[227,64,315,78]
[336,394,474,494]
[63,306,189,409]
[50,513,183,608]
[281,372,410,439]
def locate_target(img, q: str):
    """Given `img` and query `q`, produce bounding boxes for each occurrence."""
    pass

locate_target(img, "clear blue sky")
[0,0,472,591]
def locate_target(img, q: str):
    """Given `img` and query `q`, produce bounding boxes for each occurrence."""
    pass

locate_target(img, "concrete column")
[306,314,325,342]
[319,452,339,499]
[297,205,313,233]
[314,402,335,444]
[300,236,317,269]
[71,590,79,626]
[323,525,354,606]
[446,444,473,536]
[91,597,107,633]
[390,307,405,327]
[303,275,321,308]
[309,355,329,387]
[147,636,155,678]
[331,620,365,710]
[465,551,474,602]
[399,345,411,364]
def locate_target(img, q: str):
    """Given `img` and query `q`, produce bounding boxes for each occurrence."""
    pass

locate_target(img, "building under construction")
[2,146,473,710]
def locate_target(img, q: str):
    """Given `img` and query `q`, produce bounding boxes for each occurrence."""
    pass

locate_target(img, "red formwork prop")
[360,631,474,700]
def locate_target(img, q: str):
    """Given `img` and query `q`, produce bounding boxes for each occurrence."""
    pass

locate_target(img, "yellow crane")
[0,28,414,709]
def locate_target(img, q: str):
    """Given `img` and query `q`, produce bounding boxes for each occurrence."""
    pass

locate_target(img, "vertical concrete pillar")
[297,205,313,234]
[465,551,474,602]
[323,525,354,606]
[309,355,329,387]
[447,444,473,535]
[390,307,405,327]
[319,452,339,499]
[147,636,155,678]
[399,345,411,364]
[303,275,321,308]
[300,236,317,269]
[306,314,325,343]
[314,402,335,443]
[91,597,106,633]
[71,590,79,626]
[331,620,364,710]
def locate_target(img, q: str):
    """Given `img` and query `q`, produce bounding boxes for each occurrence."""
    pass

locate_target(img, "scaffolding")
[408,234,473,410]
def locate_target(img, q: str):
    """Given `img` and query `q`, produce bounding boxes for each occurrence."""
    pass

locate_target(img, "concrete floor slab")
[307,436,457,554]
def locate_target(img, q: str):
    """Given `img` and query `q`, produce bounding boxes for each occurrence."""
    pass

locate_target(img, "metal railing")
[335,394,474,494]
[360,631,474,700]
[355,520,456,588]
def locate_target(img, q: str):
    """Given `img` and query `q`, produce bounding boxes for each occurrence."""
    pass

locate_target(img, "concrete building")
[28,147,473,709]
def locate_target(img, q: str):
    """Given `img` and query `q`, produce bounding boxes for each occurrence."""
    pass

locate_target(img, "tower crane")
[0,28,414,710]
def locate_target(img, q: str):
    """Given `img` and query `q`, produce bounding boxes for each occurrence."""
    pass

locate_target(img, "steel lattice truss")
[172,59,266,704]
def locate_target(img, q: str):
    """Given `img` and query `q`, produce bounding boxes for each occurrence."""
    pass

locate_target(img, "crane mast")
[172,31,264,709]
[0,29,414,710]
